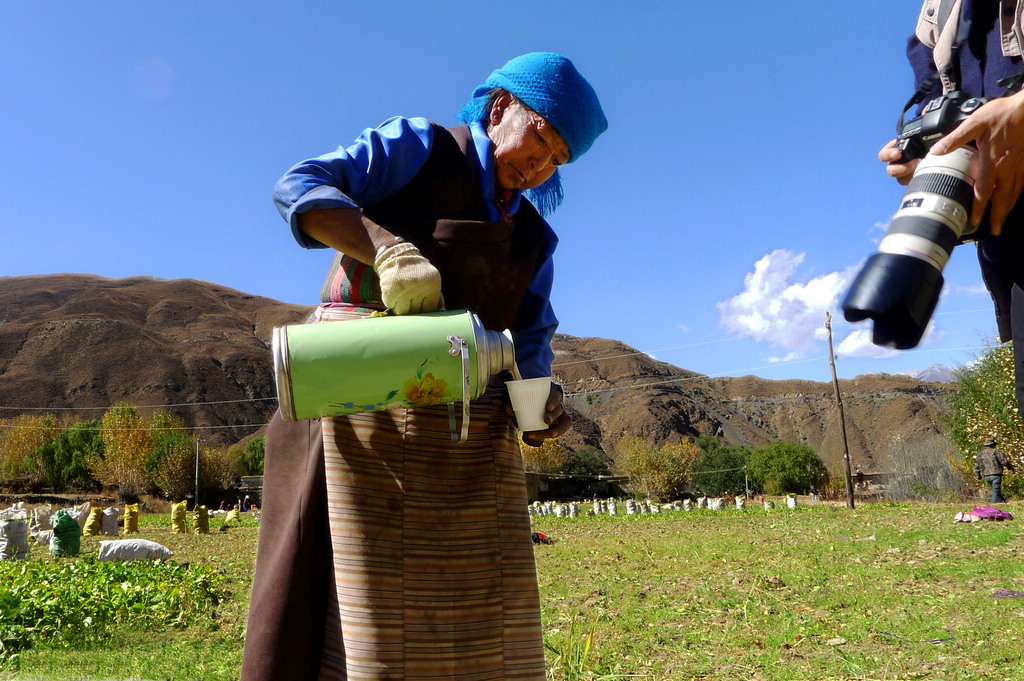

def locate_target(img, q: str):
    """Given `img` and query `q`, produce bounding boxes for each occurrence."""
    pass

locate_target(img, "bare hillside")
[0,275,951,471]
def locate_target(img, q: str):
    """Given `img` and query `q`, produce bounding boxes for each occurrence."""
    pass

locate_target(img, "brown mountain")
[0,275,951,472]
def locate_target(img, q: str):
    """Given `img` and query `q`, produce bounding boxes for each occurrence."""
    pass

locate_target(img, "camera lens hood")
[841,253,944,349]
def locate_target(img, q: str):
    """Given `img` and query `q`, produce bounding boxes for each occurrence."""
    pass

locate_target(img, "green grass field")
[2,501,1022,680]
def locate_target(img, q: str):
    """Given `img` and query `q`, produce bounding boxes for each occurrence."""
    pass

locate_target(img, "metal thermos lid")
[468,312,515,393]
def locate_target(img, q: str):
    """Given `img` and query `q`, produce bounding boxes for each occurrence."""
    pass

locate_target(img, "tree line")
[520,434,830,501]
[521,337,1024,503]
[0,401,265,502]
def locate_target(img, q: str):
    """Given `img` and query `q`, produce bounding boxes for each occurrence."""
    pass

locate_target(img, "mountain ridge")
[0,274,953,474]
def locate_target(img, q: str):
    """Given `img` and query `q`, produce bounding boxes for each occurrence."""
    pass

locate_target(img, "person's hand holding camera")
[879,139,922,186]
[929,88,1024,234]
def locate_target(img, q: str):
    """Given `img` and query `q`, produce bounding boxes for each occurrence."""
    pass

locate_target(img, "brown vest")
[360,124,548,331]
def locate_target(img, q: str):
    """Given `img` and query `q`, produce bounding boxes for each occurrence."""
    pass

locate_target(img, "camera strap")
[947,0,973,91]
[898,0,973,132]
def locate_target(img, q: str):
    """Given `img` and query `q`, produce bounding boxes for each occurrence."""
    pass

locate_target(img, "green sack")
[51,509,82,558]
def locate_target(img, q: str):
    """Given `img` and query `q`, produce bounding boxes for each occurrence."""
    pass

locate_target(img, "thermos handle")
[446,334,471,443]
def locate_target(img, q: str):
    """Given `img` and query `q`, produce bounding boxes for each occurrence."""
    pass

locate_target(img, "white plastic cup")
[506,377,552,432]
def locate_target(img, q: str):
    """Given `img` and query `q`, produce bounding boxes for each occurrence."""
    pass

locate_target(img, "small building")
[524,473,629,503]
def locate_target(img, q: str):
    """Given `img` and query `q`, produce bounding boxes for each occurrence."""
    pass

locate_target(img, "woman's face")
[487,93,570,192]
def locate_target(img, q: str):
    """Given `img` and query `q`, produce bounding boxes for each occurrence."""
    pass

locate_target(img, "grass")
[533,502,1024,680]
[2,501,1023,680]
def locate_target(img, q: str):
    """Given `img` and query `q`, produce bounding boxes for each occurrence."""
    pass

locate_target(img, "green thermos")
[272,309,516,442]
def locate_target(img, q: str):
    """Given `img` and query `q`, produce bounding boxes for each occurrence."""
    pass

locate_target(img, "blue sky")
[1,2,1000,383]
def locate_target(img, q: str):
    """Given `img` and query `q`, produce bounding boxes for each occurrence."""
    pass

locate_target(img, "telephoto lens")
[842,146,979,349]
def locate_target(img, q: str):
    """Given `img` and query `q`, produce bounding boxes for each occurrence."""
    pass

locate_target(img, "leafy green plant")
[545,616,629,680]
[0,556,227,666]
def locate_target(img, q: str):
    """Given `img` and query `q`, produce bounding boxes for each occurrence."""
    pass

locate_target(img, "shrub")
[520,437,567,474]
[944,339,1024,468]
[883,434,968,502]
[0,414,60,491]
[93,403,151,500]
[617,436,701,501]
[748,439,828,495]
[46,419,102,491]
[150,411,198,501]
[563,446,612,477]
[243,436,265,476]
[691,438,751,497]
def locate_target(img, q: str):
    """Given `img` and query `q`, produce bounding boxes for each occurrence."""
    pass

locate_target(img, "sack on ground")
[124,503,139,534]
[72,501,92,533]
[0,516,29,560]
[31,504,53,532]
[50,509,83,557]
[171,500,188,533]
[83,506,103,537]
[98,538,173,562]
[193,505,209,534]
[101,507,120,536]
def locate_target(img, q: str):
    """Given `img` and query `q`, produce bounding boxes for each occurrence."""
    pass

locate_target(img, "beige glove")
[373,241,443,315]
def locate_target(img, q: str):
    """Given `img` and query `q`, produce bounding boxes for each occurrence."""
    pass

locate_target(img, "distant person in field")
[975,436,1015,503]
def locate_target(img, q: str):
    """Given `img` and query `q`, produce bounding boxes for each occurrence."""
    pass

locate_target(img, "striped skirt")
[317,381,545,680]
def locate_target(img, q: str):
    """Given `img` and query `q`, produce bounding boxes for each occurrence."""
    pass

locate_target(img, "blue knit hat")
[458,52,607,215]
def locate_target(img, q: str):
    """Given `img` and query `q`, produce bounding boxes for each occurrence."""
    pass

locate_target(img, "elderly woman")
[241,53,607,681]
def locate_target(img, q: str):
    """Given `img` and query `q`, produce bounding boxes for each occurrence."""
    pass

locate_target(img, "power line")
[0,397,278,411]
[552,336,745,368]
[561,356,829,397]
[0,336,967,414]
[0,421,271,433]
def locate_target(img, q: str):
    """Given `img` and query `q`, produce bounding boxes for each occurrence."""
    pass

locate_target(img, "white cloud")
[768,352,802,364]
[870,220,891,246]
[836,320,943,358]
[717,250,861,351]
[676,324,690,333]
[835,328,898,358]
[947,283,988,297]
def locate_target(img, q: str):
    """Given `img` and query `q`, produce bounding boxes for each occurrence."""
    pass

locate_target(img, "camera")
[842,91,988,349]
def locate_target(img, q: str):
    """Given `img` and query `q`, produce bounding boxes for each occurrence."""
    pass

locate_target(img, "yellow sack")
[171,500,188,534]
[123,503,139,534]
[193,505,209,534]
[83,506,103,537]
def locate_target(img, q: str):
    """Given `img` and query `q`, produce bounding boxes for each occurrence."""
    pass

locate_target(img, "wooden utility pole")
[194,438,200,507]
[824,312,855,509]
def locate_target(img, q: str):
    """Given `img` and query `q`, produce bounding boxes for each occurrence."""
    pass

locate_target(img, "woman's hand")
[930,89,1024,235]
[508,382,572,446]
[879,139,920,186]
